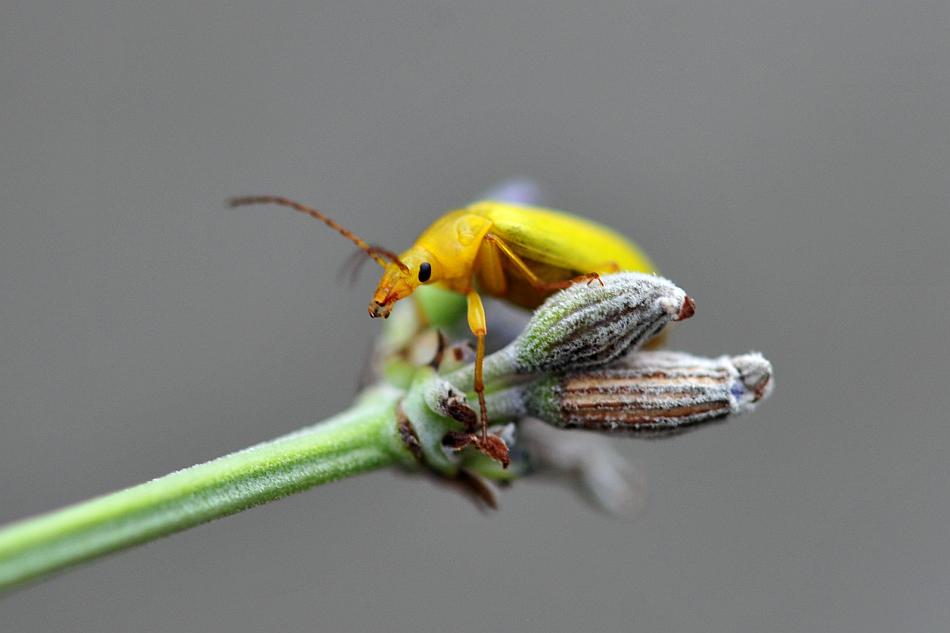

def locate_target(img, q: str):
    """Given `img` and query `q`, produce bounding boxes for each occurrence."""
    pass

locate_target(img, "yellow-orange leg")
[466,290,489,441]
[483,233,606,291]
[474,335,487,439]
[445,289,509,467]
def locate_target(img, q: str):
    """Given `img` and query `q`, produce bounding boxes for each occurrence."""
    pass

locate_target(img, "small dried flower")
[519,351,773,436]
[420,374,512,466]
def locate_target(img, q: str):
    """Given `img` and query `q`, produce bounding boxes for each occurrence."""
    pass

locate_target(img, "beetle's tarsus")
[442,431,511,468]
[585,272,604,287]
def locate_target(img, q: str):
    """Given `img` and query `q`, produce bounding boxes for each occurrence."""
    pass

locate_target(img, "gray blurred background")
[2,1,948,631]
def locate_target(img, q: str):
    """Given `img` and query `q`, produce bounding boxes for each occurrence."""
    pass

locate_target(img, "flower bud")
[521,351,773,436]
[511,273,694,374]
[443,273,694,392]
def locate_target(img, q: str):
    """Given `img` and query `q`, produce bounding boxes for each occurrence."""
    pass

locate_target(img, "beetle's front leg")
[453,289,510,468]
[466,290,489,439]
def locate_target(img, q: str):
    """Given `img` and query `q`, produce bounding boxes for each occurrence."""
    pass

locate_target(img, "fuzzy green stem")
[0,387,409,591]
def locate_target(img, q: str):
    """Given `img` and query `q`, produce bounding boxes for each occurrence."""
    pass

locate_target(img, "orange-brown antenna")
[227,195,408,272]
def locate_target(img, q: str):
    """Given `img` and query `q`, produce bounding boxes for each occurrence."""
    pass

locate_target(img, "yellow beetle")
[229,195,661,465]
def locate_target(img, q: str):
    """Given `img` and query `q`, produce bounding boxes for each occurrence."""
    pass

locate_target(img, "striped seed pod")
[520,351,773,436]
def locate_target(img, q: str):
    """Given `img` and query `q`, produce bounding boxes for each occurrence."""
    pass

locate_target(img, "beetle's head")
[369,247,439,318]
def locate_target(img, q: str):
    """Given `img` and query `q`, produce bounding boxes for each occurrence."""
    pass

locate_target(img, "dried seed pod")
[522,351,773,436]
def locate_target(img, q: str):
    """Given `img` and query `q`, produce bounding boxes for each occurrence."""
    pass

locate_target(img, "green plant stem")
[0,387,409,591]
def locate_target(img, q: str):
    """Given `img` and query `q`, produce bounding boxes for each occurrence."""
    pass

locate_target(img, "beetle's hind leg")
[548,271,605,289]
[554,262,619,288]
[483,233,607,291]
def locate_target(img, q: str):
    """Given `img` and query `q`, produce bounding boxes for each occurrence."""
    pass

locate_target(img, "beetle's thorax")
[414,210,492,279]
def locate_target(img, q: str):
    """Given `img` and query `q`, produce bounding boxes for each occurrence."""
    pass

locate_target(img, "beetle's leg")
[453,289,509,467]
[422,289,511,468]
[484,233,603,290]
[473,235,508,296]
[466,290,489,440]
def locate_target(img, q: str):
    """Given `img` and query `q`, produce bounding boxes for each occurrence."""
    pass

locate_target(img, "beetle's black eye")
[418,262,432,283]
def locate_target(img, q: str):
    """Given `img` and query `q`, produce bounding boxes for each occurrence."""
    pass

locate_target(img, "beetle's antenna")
[227,195,409,272]
[338,244,407,284]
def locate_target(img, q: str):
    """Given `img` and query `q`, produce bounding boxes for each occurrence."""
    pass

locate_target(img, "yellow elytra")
[228,195,658,466]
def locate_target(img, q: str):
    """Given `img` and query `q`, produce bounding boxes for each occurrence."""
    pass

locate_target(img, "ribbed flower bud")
[520,351,773,436]
[445,273,695,391]
[512,273,694,374]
